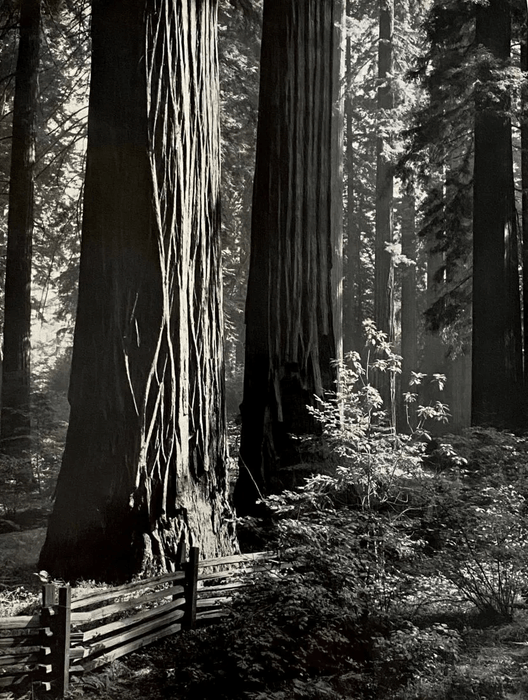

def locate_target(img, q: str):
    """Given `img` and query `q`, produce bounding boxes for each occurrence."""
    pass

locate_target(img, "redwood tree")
[39,0,234,582]
[1,0,41,465]
[374,0,395,417]
[399,191,417,428]
[235,0,344,513]
[472,0,523,428]
[343,0,363,355]
[374,0,394,338]
[521,6,528,384]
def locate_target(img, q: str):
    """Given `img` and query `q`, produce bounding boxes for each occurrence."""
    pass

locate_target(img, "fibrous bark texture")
[422,248,446,434]
[1,0,41,465]
[521,12,528,386]
[236,0,344,513]
[343,0,362,355]
[374,0,394,416]
[39,0,235,582]
[398,192,417,431]
[472,0,523,429]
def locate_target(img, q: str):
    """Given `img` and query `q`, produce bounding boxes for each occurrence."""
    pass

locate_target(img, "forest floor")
[2,514,528,699]
[62,621,528,700]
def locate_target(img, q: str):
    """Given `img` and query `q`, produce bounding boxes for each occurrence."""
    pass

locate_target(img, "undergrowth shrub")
[424,435,528,622]
[177,325,459,699]
[165,554,460,700]
[298,320,448,511]
[193,321,528,699]
[293,323,528,622]
[372,621,460,693]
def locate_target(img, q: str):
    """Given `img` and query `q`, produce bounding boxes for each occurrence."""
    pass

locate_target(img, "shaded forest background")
[5,2,528,699]
[0,0,527,561]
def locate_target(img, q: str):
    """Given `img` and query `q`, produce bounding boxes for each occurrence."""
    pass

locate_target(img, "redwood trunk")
[39,0,234,582]
[343,0,362,355]
[422,249,446,431]
[374,0,394,417]
[399,192,417,429]
[1,0,41,466]
[521,12,528,386]
[472,0,523,428]
[236,0,344,513]
[447,351,472,432]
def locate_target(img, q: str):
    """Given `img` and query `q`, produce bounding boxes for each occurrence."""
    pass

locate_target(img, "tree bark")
[235,0,344,514]
[343,0,362,355]
[521,9,528,387]
[399,191,418,430]
[422,248,446,427]
[472,0,523,429]
[1,0,41,468]
[446,350,472,432]
[374,0,395,418]
[39,0,235,583]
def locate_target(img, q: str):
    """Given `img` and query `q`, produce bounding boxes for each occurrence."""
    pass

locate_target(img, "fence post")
[40,584,71,698]
[55,586,72,698]
[183,546,199,630]
[39,584,56,692]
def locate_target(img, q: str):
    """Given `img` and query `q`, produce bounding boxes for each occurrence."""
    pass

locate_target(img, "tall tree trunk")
[446,350,472,432]
[472,0,523,429]
[374,0,395,420]
[1,0,41,470]
[399,191,417,430]
[521,9,528,386]
[39,0,235,583]
[343,0,362,355]
[444,153,472,432]
[235,0,344,514]
[422,248,446,426]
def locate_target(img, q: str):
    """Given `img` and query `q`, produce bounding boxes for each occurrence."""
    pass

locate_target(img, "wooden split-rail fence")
[0,548,280,698]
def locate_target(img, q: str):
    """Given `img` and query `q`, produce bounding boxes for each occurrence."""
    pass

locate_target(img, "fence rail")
[0,615,52,690]
[0,548,278,697]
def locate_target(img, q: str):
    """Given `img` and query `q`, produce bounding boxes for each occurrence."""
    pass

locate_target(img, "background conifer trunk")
[472,0,523,429]
[344,0,362,356]
[1,0,41,468]
[374,0,395,418]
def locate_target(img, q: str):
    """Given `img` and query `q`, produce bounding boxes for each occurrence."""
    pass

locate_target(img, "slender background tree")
[374,0,395,349]
[1,0,41,470]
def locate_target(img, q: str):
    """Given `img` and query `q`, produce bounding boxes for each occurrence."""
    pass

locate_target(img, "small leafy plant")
[295,322,528,622]
[299,319,448,511]
[425,439,528,621]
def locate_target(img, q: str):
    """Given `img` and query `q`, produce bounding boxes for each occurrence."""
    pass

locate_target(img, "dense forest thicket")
[3,1,528,697]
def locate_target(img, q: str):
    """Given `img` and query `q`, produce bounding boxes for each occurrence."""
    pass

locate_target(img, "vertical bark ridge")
[522,13,528,385]
[374,0,395,418]
[398,192,417,431]
[237,0,344,511]
[331,2,345,369]
[343,0,362,355]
